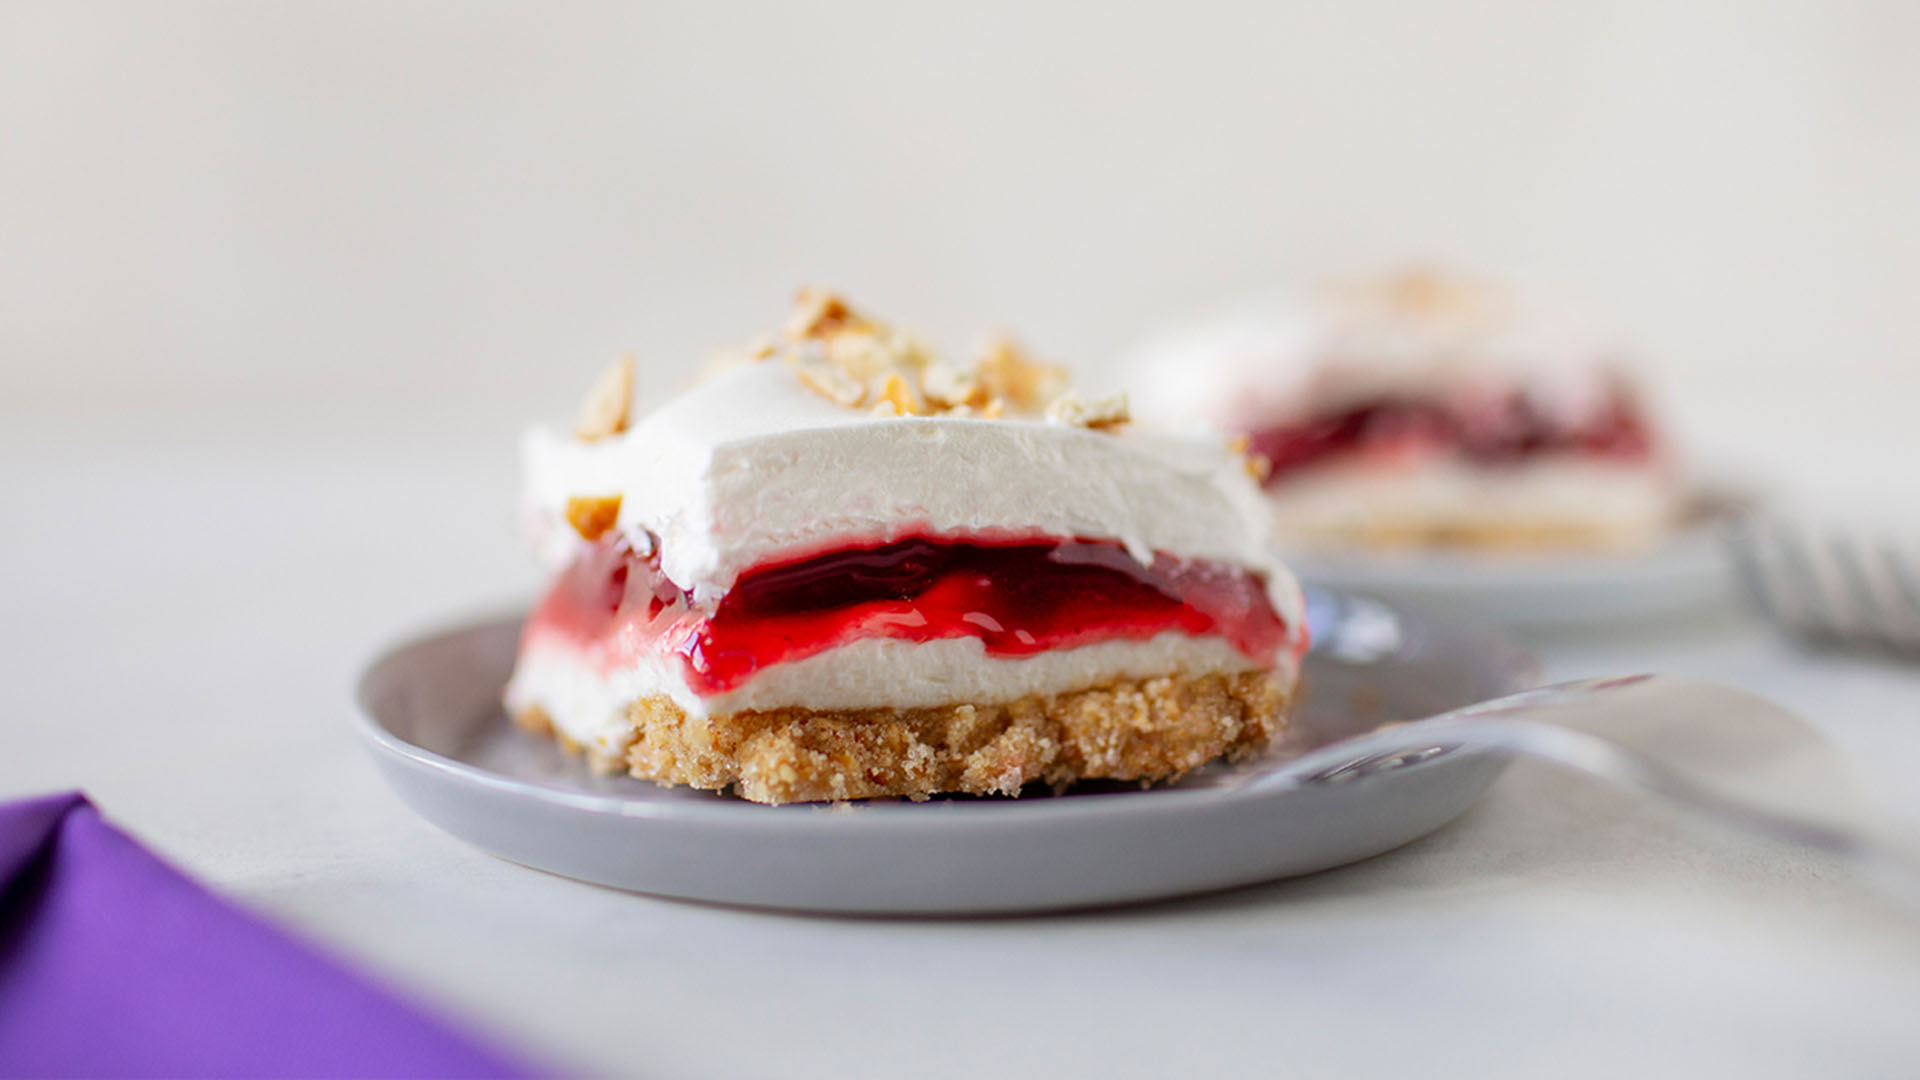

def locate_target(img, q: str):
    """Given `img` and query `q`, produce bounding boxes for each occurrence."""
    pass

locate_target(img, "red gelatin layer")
[526,535,1294,697]
[1249,392,1654,486]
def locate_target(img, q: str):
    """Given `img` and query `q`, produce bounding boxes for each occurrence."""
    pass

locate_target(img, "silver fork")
[1727,516,1920,656]
[1245,674,1920,913]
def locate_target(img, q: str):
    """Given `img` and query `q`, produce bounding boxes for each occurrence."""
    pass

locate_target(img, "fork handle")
[1266,688,1920,917]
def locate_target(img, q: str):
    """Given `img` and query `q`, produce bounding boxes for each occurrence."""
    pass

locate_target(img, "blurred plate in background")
[1282,496,1742,628]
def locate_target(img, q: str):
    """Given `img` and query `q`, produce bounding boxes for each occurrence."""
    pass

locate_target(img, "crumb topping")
[574,355,635,441]
[783,289,867,340]
[1321,266,1511,330]
[1044,391,1131,431]
[562,290,1267,486]
[767,289,1087,423]
[564,494,623,541]
[974,336,1069,415]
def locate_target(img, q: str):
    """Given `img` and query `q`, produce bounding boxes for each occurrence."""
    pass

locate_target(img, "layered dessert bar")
[1132,269,1682,551]
[505,292,1308,804]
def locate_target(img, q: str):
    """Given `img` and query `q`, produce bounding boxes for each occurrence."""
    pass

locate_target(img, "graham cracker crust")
[514,670,1292,805]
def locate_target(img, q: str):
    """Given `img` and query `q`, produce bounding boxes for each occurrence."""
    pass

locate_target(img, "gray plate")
[356,588,1536,914]
[1282,492,1746,628]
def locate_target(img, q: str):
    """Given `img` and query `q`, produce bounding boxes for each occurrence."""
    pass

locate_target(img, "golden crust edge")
[513,669,1294,805]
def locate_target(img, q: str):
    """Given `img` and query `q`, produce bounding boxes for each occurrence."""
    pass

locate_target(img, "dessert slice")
[1131,268,1683,551]
[505,291,1308,804]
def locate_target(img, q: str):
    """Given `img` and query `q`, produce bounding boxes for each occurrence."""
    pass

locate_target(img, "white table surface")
[7,401,1920,1080]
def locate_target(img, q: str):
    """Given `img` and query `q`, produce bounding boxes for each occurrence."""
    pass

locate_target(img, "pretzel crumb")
[784,288,866,340]
[564,495,623,541]
[921,362,985,408]
[1322,265,1511,332]
[826,331,896,383]
[574,355,635,441]
[976,336,1068,414]
[792,358,868,407]
[1045,391,1131,431]
[889,372,933,416]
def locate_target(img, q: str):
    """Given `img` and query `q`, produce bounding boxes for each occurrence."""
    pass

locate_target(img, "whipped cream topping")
[522,357,1304,631]
[1127,269,1642,435]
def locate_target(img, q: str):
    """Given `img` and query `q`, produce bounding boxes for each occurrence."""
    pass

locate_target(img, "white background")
[6,1,1919,510]
[6,5,1920,1079]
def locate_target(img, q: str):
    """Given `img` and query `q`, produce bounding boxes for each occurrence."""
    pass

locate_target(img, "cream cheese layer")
[505,629,1291,755]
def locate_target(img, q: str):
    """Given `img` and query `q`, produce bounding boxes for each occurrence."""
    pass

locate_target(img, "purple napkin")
[0,792,537,1078]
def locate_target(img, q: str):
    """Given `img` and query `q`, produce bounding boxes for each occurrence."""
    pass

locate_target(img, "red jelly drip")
[526,536,1292,696]
[1247,392,1653,486]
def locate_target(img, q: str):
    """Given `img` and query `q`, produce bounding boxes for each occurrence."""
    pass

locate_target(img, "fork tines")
[1729,517,1920,656]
